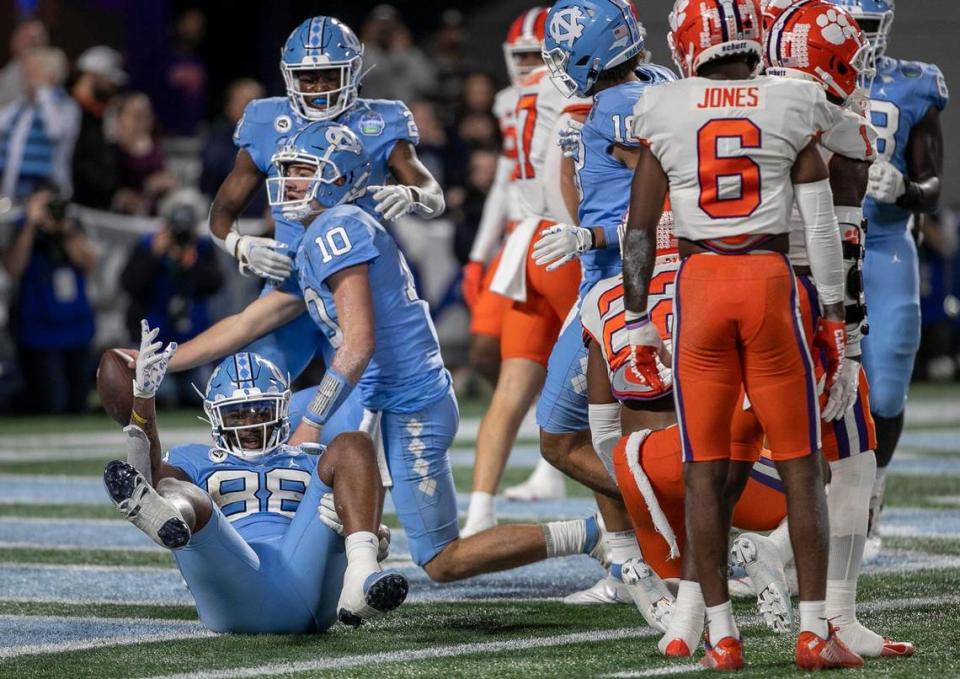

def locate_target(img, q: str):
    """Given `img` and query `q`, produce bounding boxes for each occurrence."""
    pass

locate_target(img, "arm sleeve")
[232,101,268,172]
[927,64,949,112]
[468,154,513,264]
[795,178,845,305]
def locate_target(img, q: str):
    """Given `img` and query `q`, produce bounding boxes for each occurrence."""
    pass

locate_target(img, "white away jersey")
[632,76,844,242]
[514,66,591,222]
[789,103,878,265]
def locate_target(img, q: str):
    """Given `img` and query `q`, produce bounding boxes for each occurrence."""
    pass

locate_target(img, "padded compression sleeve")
[795,179,844,306]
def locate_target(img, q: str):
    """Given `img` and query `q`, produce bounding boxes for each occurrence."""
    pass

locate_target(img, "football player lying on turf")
[103,328,406,633]
[123,122,600,588]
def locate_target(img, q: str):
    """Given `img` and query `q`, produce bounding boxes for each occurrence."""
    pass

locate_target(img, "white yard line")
[144,594,959,679]
[149,627,659,679]
[606,665,704,677]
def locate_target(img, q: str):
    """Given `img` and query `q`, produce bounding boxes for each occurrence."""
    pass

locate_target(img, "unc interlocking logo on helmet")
[325,125,362,154]
[550,6,585,47]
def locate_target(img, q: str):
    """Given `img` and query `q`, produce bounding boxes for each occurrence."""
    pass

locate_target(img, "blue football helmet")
[267,122,371,219]
[542,0,646,98]
[281,16,364,121]
[203,353,291,459]
[826,0,894,64]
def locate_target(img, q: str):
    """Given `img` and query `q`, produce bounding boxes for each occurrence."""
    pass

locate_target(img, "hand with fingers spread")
[532,223,593,271]
[233,235,291,282]
[133,320,177,399]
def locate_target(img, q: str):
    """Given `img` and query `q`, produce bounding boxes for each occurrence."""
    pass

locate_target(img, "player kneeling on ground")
[101,325,405,633]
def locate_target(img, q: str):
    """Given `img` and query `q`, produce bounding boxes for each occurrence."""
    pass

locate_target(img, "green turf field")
[0,385,958,677]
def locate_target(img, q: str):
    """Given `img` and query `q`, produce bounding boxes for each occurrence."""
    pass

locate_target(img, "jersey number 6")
[697,119,762,219]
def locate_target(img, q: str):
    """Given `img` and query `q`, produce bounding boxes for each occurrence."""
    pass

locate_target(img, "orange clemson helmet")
[764,0,872,102]
[503,7,549,86]
[668,0,765,78]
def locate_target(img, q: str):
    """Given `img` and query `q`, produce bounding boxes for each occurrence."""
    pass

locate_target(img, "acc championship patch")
[359,112,385,136]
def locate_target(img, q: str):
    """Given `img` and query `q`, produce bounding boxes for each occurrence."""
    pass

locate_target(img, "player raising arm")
[165,122,602,586]
[103,329,405,632]
[622,0,859,671]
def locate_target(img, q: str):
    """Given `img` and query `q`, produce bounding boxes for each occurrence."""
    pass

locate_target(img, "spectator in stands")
[0,46,79,201]
[153,7,208,136]
[428,10,468,107]
[200,78,266,217]
[70,46,126,209]
[409,98,450,189]
[111,92,177,215]
[0,20,49,108]
[451,146,499,267]
[919,209,960,382]
[360,5,437,102]
[4,182,98,414]
[120,188,222,406]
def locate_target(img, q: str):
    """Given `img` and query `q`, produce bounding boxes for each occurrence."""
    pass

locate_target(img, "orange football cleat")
[701,636,744,671]
[880,638,915,657]
[796,624,865,670]
[663,638,692,657]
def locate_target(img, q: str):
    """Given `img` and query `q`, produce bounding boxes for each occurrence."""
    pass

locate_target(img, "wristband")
[303,367,356,428]
[222,231,242,258]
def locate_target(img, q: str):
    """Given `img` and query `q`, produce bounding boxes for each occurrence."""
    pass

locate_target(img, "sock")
[827,454,875,582]
[544,516,598,558]
[659,580,706,654]
[799,600,828,638]
[606,529,642,566]
[466,491,494,524]
[705,600,739,642]
[345,531,380,574]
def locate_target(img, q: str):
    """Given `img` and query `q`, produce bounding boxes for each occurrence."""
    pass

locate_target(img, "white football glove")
[532,223,593,271]
[367,185,438,221]
[821,359,860,422]
[318,492,390,561]
[233,235,292,282]
[557,119,584,160]
[866,160,906,204]
[133,320,177,399]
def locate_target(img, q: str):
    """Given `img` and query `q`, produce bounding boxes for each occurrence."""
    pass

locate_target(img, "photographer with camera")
[4,182,98,413]
[120,188,222,406]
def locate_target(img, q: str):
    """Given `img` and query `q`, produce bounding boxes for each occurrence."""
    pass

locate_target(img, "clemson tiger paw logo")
[816,9,858,45]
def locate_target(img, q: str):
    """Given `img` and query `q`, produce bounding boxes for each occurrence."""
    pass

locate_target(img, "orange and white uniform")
[632,76,845,463]
[488,66,590,365]
[580,240,785,580]
[468,84,522,340]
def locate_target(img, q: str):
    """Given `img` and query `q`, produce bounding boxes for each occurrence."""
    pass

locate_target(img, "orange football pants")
[613,426,786,579]
[499,219,581,366]
[673,253,820,462]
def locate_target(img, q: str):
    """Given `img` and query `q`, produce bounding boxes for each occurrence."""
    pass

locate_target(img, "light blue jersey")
[164,442,344,634]
[865,57,948,235]
[538,65,674,434]
[165,443,318,543]
[860,56,948,418]
[234,96,419,382]
[576,65,675,296]
[295,204,451,414]
[234,96,419,247]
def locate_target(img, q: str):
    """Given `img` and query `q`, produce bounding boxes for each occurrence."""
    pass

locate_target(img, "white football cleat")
[621,558,675,632]
[563,574,632,604]
[337,565,409,627]
[503,459,566,501]
[731,533,793,633]
[104,460,191,550]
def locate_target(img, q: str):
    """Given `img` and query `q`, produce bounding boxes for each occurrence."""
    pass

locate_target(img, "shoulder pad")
[242,97,292,123]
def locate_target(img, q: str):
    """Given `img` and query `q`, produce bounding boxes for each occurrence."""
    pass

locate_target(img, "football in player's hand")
[97,349,135,425]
